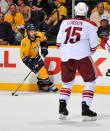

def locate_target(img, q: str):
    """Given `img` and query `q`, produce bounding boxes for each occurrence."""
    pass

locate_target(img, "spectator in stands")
[28,0,55,16]
[0,12,15,45]
[97,15,110,39]
[45,0,67,40]
[92,0,110,14]
[18,0,31,24]
[90,2,110,27]
[30,0,47,26]
[5,3,25,44]
[46,0,67,26]
[97,15,110,50]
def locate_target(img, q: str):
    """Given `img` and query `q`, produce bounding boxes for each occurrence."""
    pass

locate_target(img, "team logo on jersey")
[33,44,39,51]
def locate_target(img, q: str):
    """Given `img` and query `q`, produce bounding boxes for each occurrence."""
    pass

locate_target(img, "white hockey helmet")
[74,2,88,16]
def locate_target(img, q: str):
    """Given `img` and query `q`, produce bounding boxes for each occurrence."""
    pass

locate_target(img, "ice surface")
[0,91,110,131]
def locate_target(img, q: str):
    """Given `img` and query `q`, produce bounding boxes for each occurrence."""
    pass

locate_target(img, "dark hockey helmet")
[25,23,36,32]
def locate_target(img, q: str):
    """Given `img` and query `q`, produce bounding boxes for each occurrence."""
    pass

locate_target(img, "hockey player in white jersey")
[103,37,110,76]
[106,37,110,75]
[57,2,99,121]
[98,36,110,76]
[106,37,110,52]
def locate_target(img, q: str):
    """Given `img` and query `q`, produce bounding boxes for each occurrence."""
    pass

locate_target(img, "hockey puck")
[15,94,18,96]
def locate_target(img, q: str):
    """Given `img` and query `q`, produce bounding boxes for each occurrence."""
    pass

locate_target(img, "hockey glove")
[41,47,48,57]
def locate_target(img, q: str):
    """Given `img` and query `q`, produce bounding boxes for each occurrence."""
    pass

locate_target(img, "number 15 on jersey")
[64,27,82,44]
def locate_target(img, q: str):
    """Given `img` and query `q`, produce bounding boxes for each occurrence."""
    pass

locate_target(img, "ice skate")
[59,100,68,120]
[37,82,50,92]
[82,101,97,121]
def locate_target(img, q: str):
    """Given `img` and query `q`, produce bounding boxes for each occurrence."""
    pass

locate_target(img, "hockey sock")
[59,80,74,103]
[83,81,95,106]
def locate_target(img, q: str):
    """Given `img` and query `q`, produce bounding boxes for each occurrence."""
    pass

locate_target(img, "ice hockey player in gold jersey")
[20,23,58,92]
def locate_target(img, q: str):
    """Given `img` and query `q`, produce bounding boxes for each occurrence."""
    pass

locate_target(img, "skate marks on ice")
[97,113,110,121]
[0,91,36,96]
[0,91,49,96]
[26,113,110,128]
[26,119,101,128]
[0,92,110,130]
[26,115,101,128]
[61,113,110,126]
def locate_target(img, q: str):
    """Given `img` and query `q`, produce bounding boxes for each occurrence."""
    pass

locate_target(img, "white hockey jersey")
[106,37,110,53]
[56,18,99,61]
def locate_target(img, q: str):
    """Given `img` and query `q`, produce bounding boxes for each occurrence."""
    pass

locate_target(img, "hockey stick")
[12,71,32,96]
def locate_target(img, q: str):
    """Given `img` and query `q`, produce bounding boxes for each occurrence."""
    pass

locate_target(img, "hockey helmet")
[74,2,88,16]
[25,23,36,32]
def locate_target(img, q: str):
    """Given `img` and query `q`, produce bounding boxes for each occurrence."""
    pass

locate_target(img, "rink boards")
[0,46,110,94]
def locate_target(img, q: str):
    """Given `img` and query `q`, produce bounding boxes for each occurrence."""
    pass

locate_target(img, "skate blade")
[82,116,97,121]
[59,114,67,120]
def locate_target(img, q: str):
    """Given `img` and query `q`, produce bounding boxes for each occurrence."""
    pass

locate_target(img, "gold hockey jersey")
[20,31,47,59]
